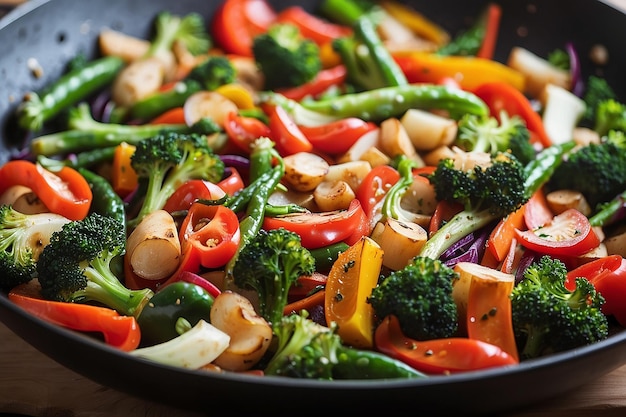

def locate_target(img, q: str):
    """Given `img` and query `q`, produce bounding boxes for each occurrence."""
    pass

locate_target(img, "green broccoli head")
[546,138,626,209]
[0,205,71,291]
[510,256,609,360]
[455,112,535,165]
[37,213,154,317]
[264,311,338,379]
[149,12,211,57]
[129,132,224,226]
[232,228,316,325]
[187,55,236,91]
[368,256,459,340]
[252,23,322,90]
[582,76,617,125]
[594,98,626,136]
[428,151,528,217]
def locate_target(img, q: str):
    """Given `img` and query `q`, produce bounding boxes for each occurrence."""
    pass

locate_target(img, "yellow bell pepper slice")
[325,236,383,349]
[392,50,526,92]
[214,83,256,110]
[380,0,450,46]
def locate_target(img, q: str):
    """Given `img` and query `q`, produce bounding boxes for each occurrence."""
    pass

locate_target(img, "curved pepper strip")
[9,288,140,351]
[0,160,92,220]
[178,202,241,270]
[374,315,518,375]
[392,51,525,92]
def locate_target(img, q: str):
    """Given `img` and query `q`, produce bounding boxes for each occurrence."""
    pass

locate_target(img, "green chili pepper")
[524,140,576,196]
[17,56,125,132]
[136,281,214,346]
[589,190,626,227]
[309,242,350,273]
[129,80,203,121]
[78,167,126,280]
[30,103,191,157]
[333,345,426,379]
[78,167,126,229]
[263,84,488,124]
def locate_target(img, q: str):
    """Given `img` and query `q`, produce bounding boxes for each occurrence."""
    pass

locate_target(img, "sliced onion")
[565,42,585,97]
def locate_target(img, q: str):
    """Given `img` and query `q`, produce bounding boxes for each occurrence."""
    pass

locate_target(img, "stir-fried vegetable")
[2,0,625,382]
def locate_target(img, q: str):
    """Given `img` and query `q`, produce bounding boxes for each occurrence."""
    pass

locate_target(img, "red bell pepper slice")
[178,202,241,270]
[264,103,313,156]
[473,81,552,148]
[275,6,352,45]
[475,3,502,60]
[263,198,367,249]
[276,65,348,101]
[211,0,277,56]
[223,111,273,154]
[0,160,92,220]
[374,315,518,375]
[356,164,401,233]
[217,167,245,196]
[162,179,227,213]
[515,208,601,257]
[9,285,140,352]
[566,255,626,326]
[298,117,377,155]
[524,187,554,230]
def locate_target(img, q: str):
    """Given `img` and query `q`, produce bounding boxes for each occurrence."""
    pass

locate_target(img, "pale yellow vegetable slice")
[379,117,424,166]
[507,46,571,98]
[323,160,372,193]
[183,91,239,127]
[112,57,165,107]
[545,189,592,216]
[370,218,428,271]
[540,83,586,145]
[129,319,230,369]
[210,291,272,372]
[283,152,330,192]
[98,29,150,62]
[126,210,181,281]
[313,180,356,211]
[400,108,458,151]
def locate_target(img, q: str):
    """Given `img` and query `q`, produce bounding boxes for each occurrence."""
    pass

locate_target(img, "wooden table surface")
[2,0,626,416]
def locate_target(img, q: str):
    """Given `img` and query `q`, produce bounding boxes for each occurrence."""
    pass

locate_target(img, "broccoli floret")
[186,55,236,91]
[582,76,617,125]
[368,256,459,340]
[232,228,316,325]
[264,311,425,379]
[332,15,407,91]
[455,111,536,165]
[37,213,154,317]
[547,48,570,70]
[594,98,626,136]
[546,137,626,209]
[0,206,71,291]
[252,23,321,90]
[147,12,211,57]
[128,132,224,227]
[419,151,528,260]
[510,256,609,360]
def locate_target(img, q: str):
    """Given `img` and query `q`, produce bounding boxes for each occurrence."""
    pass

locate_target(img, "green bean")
[18,56,125,131]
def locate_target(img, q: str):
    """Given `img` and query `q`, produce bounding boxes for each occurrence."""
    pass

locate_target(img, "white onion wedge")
[130,319,230,369]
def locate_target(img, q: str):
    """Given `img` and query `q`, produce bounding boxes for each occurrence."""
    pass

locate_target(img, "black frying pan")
[1,0,626,415]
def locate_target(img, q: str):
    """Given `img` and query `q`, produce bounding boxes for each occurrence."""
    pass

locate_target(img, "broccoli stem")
[589,189,626,227]
[30,103,190,157]
[419,209,496,260]
[79,256,154,317]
